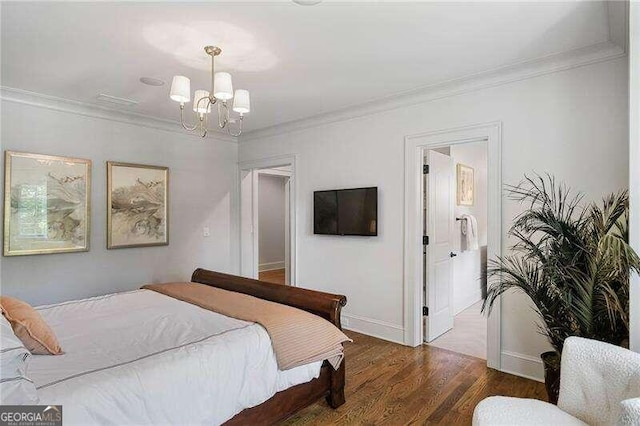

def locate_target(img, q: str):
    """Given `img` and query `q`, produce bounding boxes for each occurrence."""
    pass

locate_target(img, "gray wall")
[258,174,286,267]
[0,100,238,306]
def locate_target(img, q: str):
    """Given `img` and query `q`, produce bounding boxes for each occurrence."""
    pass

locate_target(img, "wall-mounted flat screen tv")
[314,187,377,236]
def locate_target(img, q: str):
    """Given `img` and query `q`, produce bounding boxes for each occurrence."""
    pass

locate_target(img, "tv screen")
[313,187,377,236]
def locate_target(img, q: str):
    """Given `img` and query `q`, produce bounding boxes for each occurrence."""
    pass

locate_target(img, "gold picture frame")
[4,151,92,256]
[456,163,474,206]
[107,161,169,249]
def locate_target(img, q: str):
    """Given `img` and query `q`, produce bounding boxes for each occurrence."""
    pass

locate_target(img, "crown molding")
[1,36,627,146]
[0,86,238,144]
[240,40,626,142]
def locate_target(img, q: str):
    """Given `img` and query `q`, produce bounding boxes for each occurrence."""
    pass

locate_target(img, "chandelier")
[169,46,250,137]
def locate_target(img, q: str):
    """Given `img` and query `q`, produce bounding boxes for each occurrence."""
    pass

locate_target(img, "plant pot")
[541,351,561,405]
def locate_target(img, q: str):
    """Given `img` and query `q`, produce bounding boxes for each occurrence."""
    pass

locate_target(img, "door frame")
[403,121,502,370]
[238,155,298,286]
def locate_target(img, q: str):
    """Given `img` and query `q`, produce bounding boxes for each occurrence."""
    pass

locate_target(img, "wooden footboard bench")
[190,268,348,424]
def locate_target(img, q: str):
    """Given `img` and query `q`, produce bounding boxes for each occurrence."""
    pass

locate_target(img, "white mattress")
[29,289,322,425]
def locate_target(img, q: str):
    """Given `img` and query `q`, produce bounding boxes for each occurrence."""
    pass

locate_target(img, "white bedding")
[29,289,322,425]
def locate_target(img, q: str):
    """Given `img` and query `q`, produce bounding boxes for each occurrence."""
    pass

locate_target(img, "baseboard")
[258,261,285,272]
[500,350,544,382]
[342,313,405,345]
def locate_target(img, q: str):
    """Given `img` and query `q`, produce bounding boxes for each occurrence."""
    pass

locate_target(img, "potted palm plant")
[482,174,640,404]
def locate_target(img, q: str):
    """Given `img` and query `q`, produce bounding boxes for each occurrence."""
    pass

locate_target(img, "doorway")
[257,168,291,285]
[239,156,297,286]
[423,142,488,359]
[403,122,501,370]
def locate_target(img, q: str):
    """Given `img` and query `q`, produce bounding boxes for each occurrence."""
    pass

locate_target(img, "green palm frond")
[482,174,638,353]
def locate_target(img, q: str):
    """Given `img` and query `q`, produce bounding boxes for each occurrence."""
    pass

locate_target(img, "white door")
[424,150,455,342]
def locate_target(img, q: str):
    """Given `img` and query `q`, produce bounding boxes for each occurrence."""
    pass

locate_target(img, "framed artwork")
[456,163,474,206]
[4,151,91,256]
[107,162,169,249]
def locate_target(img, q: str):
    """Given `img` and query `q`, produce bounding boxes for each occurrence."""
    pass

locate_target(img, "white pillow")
[0,314,38,404]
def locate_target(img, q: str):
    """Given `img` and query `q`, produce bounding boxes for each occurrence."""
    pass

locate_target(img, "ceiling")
[1,1,618,134]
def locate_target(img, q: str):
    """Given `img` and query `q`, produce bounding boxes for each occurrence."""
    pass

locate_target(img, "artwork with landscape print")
[456,163,474,206]
[107,162,168,248]
[4,151,91,256]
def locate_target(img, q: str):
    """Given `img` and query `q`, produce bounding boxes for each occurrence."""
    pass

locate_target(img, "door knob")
[450,252,457,257]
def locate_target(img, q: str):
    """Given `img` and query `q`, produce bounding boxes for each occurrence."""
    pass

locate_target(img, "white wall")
[258,173,286,270]
[449,141,487,315]
[0,100,238,306]
[239,57,629,380]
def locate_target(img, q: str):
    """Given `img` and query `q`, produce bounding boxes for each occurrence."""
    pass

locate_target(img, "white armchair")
[473,336,640,425]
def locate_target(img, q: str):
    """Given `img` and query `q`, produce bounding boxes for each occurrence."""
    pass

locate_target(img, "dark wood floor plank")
[282,331,546,426]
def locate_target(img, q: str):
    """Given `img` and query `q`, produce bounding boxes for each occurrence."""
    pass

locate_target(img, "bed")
[26,268,348,425]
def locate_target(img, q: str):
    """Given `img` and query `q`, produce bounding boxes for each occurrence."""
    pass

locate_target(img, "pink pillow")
[0,296,63,355]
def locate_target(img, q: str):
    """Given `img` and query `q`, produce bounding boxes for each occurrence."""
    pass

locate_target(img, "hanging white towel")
[460,213,479,251]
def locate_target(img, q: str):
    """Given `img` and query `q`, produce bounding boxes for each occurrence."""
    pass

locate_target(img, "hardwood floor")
[283,331,546,425]
[259,269,286,285]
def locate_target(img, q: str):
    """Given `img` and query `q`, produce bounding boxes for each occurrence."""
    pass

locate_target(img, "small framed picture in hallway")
[456,163,474,206]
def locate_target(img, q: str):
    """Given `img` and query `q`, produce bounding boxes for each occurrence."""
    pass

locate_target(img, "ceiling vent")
[140,77,165,87]
[96,93,138,107]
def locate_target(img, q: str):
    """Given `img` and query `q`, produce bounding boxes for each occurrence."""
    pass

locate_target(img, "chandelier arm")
[200,107,209,138]
[217,102,229,129]
[227,116,244,137]
[179,105,200,131]
[196,97,212,113]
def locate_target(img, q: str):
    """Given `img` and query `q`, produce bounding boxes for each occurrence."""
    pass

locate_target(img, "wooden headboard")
[190,268,347,329]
